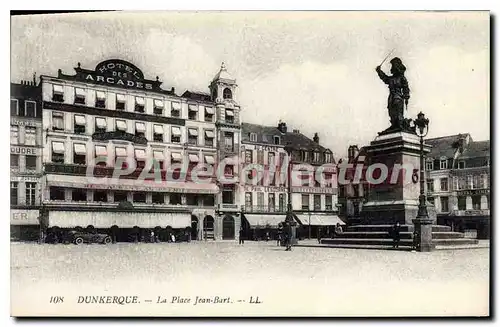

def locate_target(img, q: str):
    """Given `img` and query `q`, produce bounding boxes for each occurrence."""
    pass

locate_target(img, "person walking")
[317,227,322,244]
[239,228,245,245]
[390,221,401,249]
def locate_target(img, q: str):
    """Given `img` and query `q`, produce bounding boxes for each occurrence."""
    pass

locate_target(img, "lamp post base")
[412,217,434,252]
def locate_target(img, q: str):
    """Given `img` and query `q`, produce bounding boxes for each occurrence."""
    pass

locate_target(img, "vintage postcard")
[9,10,490,317]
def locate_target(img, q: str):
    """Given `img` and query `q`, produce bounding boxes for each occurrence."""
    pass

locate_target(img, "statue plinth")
[360,131,437,225]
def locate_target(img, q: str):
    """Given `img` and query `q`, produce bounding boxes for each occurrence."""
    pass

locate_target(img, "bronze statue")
[376,57,411,132]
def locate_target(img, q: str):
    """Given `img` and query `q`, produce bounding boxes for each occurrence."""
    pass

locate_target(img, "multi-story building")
[210,63,242,240]
[240,121,341,240]
[10,79,43,240]
[425,133,490,239]
[337,145,369,224]
[39,59,219,242]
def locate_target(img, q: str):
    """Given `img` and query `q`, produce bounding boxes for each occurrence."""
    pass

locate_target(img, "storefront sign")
[11,146,39,156]
[92,131,148,145]
[456,189,490,196]
[11,176,40,182]
[292,187,336,194]
[11,209,40,225]
[11,118,41,127]
[254,145,283,152]
[69,59,163,92]
[453,209,490,217]
[83,183,218,194]
[244,186,287,193]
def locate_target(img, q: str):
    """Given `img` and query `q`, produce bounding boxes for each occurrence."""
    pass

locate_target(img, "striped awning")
[295,214,345,226]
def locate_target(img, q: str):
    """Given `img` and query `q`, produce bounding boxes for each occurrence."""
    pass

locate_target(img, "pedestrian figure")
[239,228,245,245]
[412,230,420,251]
[265,230,270,242]
[171,233,176,243]
[334,223,343,238]
[317,227,322,244]
[277,230,282,246]
[150,231,155,243]
[390,221,401,249]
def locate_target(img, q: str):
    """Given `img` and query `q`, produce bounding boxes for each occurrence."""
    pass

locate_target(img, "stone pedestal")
[412,217,435,252]
[360,131,437,225]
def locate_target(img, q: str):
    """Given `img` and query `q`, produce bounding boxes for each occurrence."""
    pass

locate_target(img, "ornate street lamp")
[412,112,434,252]
[284,142,298,247]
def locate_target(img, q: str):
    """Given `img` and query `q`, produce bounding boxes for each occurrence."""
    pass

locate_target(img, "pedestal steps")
[321,224,478,249]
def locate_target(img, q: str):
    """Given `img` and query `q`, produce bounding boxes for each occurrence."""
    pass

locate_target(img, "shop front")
[295,214,345,239]
[11,209,40,241]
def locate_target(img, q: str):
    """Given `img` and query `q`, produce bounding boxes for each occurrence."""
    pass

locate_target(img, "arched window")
[223,88,232,99]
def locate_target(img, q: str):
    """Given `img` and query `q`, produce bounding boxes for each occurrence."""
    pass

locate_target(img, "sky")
[10,11,490,159]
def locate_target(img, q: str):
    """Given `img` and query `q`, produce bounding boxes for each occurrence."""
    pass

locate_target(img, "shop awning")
[96,91,106,100]
[52,141,65,154]
[116,94,126,102]
[171,126,181,136]
[116,120,127,131]
[135,122,146,132]
[135,149,146,159]
[243,214,289,228]
[95,117,107,129]
[188,104,198,111]
[75,88,86,97]
[153,150,165,160]
[204,155,215,164]
[135,97,145,106]
[225,109,234,116]
[171,152,182,162]
[74,143,87,155]
[154,124,164,134]
[95,145,107,156]
[53,85,64,94]
[188,128,198,136]
[115,147,127,157]
[171,102,181,110]
[74,115,86,126]
[189,154,199,163]
[205,107,214,114]
[295,214,345,226]
[154,99,164,108]
[48,211,192,229]
[205,130,214,138]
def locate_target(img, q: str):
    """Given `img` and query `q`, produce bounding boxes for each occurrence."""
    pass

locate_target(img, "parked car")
[66,230,112,245]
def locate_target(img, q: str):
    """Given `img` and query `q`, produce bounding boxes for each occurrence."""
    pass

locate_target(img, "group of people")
[389,221,420,250]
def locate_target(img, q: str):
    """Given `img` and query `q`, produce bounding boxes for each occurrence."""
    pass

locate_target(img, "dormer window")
[223,88,232,99]
[250,133,257,142]
[154,99,164,115]
[313,152,321,162]
[135,97,145,113]
[74,88,86,105]
[324,152,332,163]
[440,157,448,170]
[171,102,181,117]
[458,160,466,169]
[273,136,280,145]
[52,85,64,102]
[116,94,126,110]
[425,159,434,171]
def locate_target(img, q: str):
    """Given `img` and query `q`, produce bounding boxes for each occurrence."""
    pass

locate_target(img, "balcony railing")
[44,163,216,182]
[243,205,287,213]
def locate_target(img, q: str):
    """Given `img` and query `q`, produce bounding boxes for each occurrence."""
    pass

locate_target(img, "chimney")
[293,129,300,134]
[313,133,319,144]
[277,121,287,134]
[33,72,36,85]
[348,145,359,161]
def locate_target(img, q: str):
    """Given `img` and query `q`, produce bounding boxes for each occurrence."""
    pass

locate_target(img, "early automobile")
[66,230,112,245]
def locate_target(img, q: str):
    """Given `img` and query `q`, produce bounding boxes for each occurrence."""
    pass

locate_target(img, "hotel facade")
[39,59,220,241]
